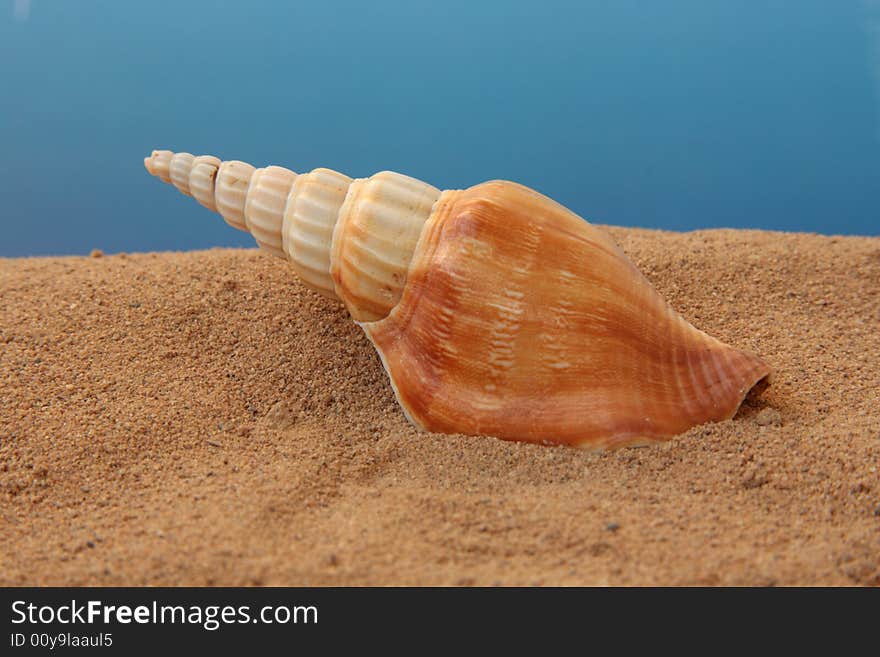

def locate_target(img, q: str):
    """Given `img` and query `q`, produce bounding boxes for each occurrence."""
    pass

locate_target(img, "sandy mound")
[1,227,878,585]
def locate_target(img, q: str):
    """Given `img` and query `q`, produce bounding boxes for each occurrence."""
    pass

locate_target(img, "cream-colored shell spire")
[143,149,440,320]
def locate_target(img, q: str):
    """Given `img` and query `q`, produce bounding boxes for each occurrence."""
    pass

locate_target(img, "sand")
[1,227,878,586]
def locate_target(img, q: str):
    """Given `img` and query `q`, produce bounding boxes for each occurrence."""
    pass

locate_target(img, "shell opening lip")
[589,367,772,450]
[732,370,772,419]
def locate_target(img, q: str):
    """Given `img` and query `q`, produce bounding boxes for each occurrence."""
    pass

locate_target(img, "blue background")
[1,0,878,256]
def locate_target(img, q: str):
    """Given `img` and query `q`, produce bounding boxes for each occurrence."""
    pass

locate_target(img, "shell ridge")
[330,172,441,321]
[169,152,195,196]
[243,165,298,256]
[359,190,463,420]
[188,155,221,212]
[284,168,352,298]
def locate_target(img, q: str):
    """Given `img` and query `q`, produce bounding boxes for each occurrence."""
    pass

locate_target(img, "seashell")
[144,149,771,449]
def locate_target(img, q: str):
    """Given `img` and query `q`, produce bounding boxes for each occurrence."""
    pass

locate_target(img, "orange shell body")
[361,181,770,448]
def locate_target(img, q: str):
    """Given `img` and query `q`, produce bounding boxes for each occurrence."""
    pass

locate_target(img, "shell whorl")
[143,150,439,320]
